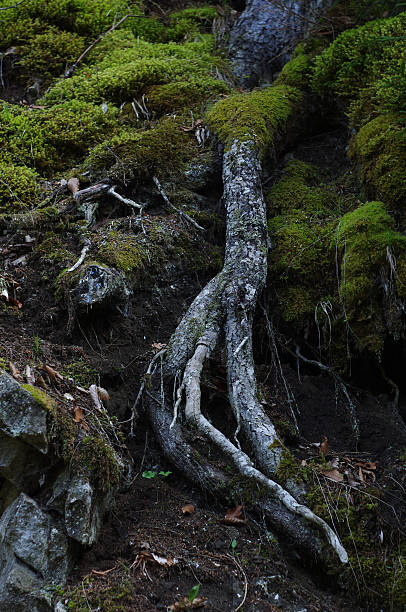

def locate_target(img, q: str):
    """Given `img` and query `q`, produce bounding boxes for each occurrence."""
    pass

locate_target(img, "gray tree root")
[145,139,348,564]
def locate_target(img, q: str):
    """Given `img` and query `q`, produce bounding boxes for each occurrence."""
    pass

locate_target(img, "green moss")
[0,163,40,212]
[274,53,311,88]
[166,5,218,42]
[96,232,145,274]
[79,435,121,492]
[206,85,302,154]
[17,27,85,82]
[66,574,135,611]
[349,114,406,207]
[84,117,195,183]
[36,232,74,266]
[60,360,97,387]
[337,201,406,306]
[43,36,229,108]
[311,12,406,123]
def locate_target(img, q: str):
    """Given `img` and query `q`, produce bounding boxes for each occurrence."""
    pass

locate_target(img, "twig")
[108,186,142,211]
[66,243,90,273]
[152,176,205,231]
[64,14,148,79]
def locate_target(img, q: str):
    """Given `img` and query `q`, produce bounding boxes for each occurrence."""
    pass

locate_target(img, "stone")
[0,372,48,453]
[64,475,102,546]
[72,263,131,310]
[0,493,71,611]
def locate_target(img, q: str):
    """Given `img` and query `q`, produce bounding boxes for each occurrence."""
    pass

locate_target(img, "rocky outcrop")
[0,371,122,610]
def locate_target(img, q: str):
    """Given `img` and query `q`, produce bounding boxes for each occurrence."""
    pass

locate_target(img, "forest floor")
[1,123,405,611]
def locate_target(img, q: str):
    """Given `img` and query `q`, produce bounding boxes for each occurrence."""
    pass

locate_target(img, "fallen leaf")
[64,393,74,401]
[168,597,207,610]
[151,342,166,352]
[67,177,80,195]
[74,405,85,423]
[44,364,63,384]
[181,504,195,515]
[320,436,329,457]
[320,468,344,482]
[9,361,23,381]
[220,505,247,526]
[73,406,89,431]
[97,386,110,402]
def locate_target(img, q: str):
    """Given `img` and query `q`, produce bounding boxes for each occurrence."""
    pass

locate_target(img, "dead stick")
[152,176,205,231]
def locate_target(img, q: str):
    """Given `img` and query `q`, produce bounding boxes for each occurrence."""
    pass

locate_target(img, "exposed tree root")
[145,139,348,564]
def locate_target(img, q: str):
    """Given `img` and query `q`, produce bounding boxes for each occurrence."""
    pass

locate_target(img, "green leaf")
[159,470,172,478]
[231,538,237,550]
[188,584,200,604]
[142,470,156,479]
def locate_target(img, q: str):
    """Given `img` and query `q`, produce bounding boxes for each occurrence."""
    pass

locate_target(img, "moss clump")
[206,85,302,154]
[166,5,218,42]
[0,163,40,212]
[84,117,195,183]
[96,232,145,274]
[60,360,97,387]
[66,574,135,611]
[311,11,406,123]
[274,52,311,88]
[0,100,119,175]
[78,435,121,492]
[17,27,85,81]
[36,232,74,266]
[43,35,230,109]
[349,114,406,207]
[337,202,406,328]
[267,160,341,323]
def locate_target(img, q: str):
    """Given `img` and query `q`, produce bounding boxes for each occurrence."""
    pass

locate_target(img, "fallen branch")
[108,186,142,211]
[152,176,205,231]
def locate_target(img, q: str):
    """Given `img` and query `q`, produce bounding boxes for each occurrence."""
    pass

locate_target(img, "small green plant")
[231,538,237,552]
[33,336,41,357]
[142,470,156,479]
[188,584,200,605]
[159,470,172,478]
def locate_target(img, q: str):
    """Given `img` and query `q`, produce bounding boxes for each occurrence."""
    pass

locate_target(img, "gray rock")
[230,0,333,88]
[0,372,48,453]
[72,264,131,309]
[64,475,102,546]
[0,493,71,611]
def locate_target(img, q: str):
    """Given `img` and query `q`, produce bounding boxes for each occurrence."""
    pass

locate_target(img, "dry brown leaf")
[36,375,48,389]
[73,406,89,431]
[354,460,378,471]
[320,468,344,482]
[67,177,80,195]
[220,505,247,526]
[91,567,115,576]
[9,361,23,381]
[358,466,364,482]
[151,342,166,352]
[320,436,329,457]
[181,504,195,515]
[97,386,110,402]
[44,364,63,384]
[168,597,207,610]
